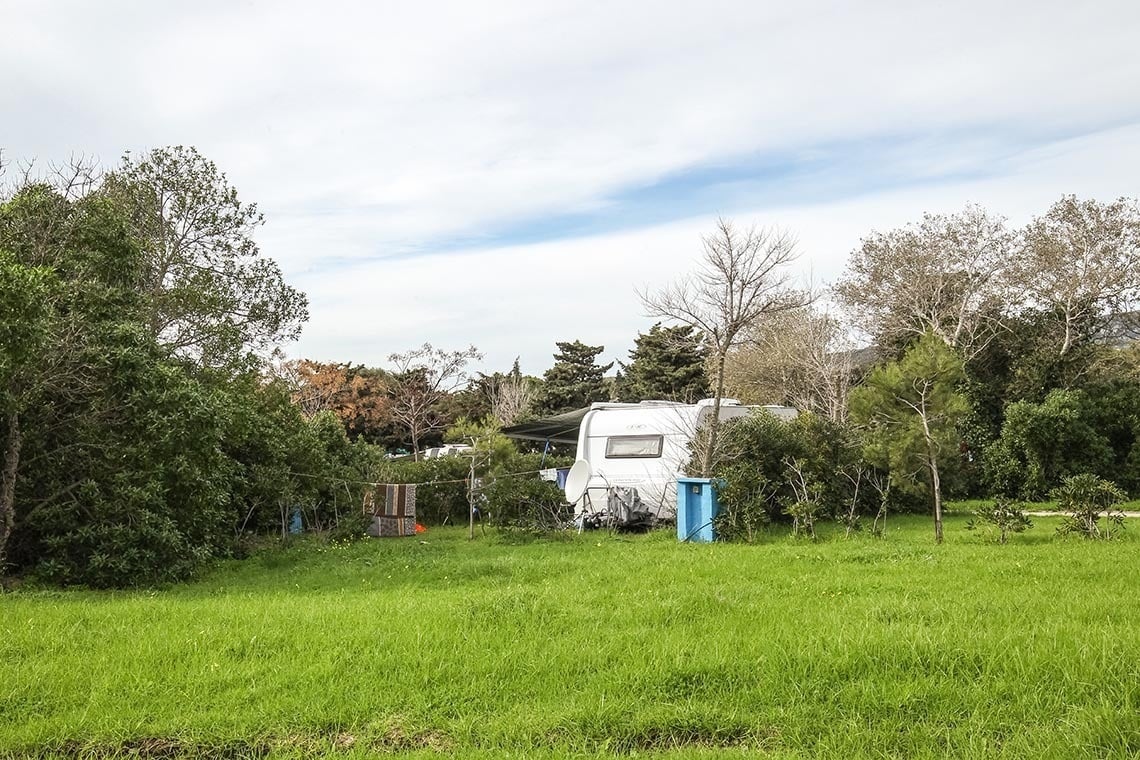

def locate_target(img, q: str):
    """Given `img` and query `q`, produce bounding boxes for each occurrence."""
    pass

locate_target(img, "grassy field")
[2,515,1138,759]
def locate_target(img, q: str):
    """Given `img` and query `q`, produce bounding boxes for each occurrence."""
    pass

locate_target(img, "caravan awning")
[501,407,588,444]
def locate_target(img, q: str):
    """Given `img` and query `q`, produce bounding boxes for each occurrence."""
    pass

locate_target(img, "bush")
[482,476,570,535]
[15,338,236,588]
[714,462,775,542]
[710,411,874,541]
[1053,473,1127,540]
[786,497,825,540]
[965,498,1033,544]
[710,412,808,534]
[377,456,471,526]
[326,511,374,542]
[983,390,1114,500]
[372,437,574,528]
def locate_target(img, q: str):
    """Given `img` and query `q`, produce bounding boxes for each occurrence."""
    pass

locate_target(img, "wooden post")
[468,453,477,540]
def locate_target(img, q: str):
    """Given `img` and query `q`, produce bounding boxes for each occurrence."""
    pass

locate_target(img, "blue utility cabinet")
[676,477,723,542]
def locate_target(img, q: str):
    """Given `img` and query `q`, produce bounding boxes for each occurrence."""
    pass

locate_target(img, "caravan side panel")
[574,405,700,519]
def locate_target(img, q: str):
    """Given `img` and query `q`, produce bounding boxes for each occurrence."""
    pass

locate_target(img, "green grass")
[2,516,1138,759]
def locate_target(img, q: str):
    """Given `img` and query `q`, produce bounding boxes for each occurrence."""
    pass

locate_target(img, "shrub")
[965,498,1033,543]
[377,457,470,526]
[710,410,874,541]
[482,476,570,535]
[1053,473,1127,540]
[713,462,775,543]
[373,443,573,528]
[983,390,1114,500]
[786,498,825,540]
[15,340,236,588]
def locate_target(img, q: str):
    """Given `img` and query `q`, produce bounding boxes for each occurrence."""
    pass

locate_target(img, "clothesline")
[283,467,549,490]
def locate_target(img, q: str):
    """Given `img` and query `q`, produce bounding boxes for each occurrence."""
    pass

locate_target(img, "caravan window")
[605,435,663,458]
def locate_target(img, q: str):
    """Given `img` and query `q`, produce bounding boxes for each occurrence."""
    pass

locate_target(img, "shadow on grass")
[541,712,778,755]
[13,724,455,759]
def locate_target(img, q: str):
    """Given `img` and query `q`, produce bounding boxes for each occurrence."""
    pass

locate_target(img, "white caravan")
[568,399,796,521]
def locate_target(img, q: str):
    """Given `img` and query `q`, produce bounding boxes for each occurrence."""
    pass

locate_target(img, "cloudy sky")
[4,1,1140,374]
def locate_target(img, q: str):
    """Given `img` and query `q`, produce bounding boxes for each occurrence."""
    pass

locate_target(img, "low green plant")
[786,498,824,539]
[1053,473,1128,540]
[713,463,774,542]
[710,412,875,542]
[786,456,824,540]
[482,475,570,535]
[376,456,470,525]
[965,498,1033,543]
[326,511,373,542]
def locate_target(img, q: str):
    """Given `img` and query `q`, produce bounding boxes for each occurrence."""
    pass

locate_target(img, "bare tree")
[834,204,1014,358]
[724,306,856,421]
[641,217,811,476]
[387,343,482,458]
[481,358,534,426]
[1012,195,1140,356]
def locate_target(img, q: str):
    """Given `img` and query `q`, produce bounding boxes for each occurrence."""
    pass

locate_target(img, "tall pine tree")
[617,324,710,402]
[537,341,613,415]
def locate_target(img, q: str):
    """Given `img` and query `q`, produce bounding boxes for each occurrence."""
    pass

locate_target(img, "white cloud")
[289,121,1140,374]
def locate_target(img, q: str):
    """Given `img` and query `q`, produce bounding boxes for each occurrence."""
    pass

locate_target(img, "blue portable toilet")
[676,477,723,542]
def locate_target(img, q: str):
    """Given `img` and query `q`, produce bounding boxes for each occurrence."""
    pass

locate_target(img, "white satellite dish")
[564,459,592,503]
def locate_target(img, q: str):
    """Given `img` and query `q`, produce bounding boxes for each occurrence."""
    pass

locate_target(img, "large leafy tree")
[536,340,613,415]
[279,359,393,442]
[849,333,968,543]
[0,182,238,582]
[616,324,709,403]
[0,248,56,566]
[982,389,1115,500]
[466,358,537,426]
[101,146,309,368]
[1,157,322,586]
[0,183,134,570]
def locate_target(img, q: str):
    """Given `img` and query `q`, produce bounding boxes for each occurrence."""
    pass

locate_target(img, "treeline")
[0,148,381,587]
[284,326,710,455]
[0,147,711,587]
[4,143,1137,585]
[700,200,1140,542]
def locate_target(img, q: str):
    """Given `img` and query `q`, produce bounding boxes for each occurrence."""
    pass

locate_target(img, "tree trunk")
[873,479,889,537]
[700,350,728,477]
[467,456,477,540]
[1,411,22,568]
[917,399,944,544]
[929,454,943,544]
[1060,311,1074,357]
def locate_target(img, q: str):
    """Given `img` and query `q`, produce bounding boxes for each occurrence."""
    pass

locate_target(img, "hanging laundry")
[363,483,418,537]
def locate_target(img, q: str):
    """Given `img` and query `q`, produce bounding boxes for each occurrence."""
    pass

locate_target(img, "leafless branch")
[639,217,812,475]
